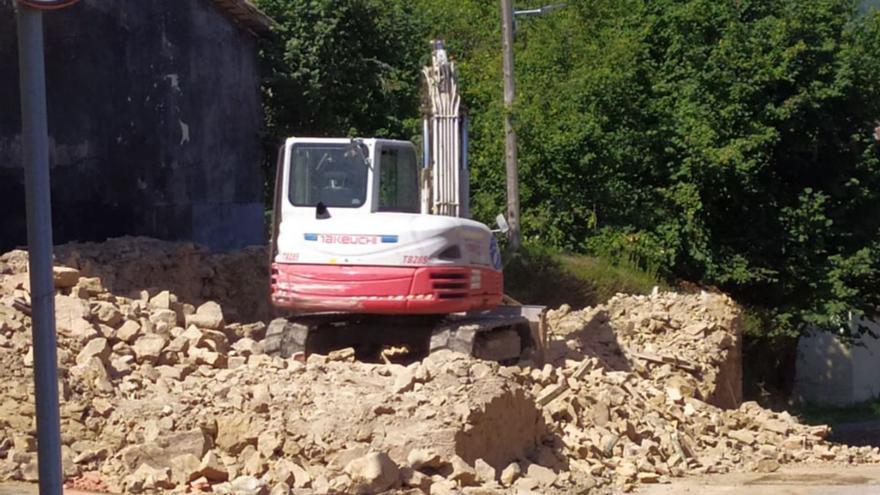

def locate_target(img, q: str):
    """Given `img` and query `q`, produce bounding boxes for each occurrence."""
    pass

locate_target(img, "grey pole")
[16,3,64,494]
[500,0,521,252]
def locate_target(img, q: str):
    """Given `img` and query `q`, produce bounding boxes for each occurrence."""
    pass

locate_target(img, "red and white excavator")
[264,41,545,363]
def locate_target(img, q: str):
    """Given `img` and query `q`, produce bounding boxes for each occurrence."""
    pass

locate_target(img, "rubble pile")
[0,253,546,494]
[546,290,742,409]
[0,242,878,494]
[530,292,880,491]
[36,237,270,323]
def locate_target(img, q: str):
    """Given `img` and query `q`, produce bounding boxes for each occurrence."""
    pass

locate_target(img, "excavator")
[263,41,546,364]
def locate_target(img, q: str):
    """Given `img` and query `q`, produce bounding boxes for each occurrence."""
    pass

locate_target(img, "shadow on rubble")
[546,309,632,372]
[451,391,583,490]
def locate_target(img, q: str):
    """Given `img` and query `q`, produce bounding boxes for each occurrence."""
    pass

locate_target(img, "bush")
[503,242,662,308]
[414,0,880,340]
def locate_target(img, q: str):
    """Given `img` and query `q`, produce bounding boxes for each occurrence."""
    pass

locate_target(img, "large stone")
[344,452,400,494]
[525,464,557,486]
[200,329,230,354]
[290,461,312,489]
[474,458,497,484]
[170,453,201,485]
[116,320,141,344]
[91,397,114,417]
[400,467,431,491]
[216,414,258,455]
[132,334,168,364]
[449,455,478,486]
[118,430,210,473]
[196,451,229,482]
[185,301,224,330]
[160,429,212,460]
[75,276,104,295]
[228,475,268,495]
[53,266,80,288]
[189,346,227,368]
[124,463,174,492]
[149,290,173,310]
[407,449,444,470]
[70,356,113,393]
[232,337,262,356]
[500,463,521,487]
[269,482,291,495]
[75,337,110,366]
[91,301,123,327]
[149,309,178,332]
[257,429,283,457]
[728,429,756,445]
[182,325,207,346]
[55,294,90,334]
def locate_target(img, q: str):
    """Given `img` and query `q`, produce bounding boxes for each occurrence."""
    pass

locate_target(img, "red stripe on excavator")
[270,263,503,314]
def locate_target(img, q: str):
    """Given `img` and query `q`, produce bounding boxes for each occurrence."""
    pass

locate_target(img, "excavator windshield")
[289,143,368,208]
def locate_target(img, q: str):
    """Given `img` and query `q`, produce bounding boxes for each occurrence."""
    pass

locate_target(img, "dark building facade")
[0,0,271,251]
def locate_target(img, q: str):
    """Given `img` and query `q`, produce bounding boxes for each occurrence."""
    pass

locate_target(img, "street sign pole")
[15,2,63,494]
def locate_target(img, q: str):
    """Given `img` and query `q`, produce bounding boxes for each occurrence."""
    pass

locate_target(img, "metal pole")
[500,0,521,251]
[16,4,63,494]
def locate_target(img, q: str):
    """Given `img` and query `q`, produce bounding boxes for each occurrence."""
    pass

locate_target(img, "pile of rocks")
[48,236,271,323]
[546,290,743,409]
[0,254,548,494]
[533,292,880,491]
[0,243,878,494]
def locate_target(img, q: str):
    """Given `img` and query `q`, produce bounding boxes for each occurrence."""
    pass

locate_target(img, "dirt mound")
[0,242,878,494]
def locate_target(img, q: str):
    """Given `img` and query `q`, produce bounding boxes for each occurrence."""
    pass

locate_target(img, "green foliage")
[503,242,662,308]
[797,397,880,426]
[254,0,425,139]
[411,0,880,338]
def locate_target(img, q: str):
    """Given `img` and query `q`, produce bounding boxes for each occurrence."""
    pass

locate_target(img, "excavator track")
[263,305,547,365]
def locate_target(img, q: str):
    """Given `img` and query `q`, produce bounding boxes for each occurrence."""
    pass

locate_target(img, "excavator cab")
[270,137,504,315]
[288,141,370,208]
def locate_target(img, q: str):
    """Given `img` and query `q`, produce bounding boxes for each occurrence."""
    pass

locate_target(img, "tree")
[411,0,880,337]
[254,0,426,140]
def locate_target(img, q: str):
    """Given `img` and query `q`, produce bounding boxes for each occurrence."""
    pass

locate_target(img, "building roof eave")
[208,0,275,37]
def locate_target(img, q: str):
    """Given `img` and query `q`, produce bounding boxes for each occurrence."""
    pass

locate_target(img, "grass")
[559,254,663,304]
[795,398,880,426]
[503,243,664,309]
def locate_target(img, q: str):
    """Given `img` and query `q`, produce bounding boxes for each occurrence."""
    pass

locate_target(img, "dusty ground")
[4,464,880,494]
[636,464,880,495]
[0,484,105,495]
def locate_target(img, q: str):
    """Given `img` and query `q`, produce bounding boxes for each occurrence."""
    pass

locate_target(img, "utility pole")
[500,0,520,252]
[15,0,79,492]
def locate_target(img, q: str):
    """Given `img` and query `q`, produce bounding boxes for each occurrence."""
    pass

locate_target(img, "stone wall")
[0,0,265,252]
[794,321,880,406]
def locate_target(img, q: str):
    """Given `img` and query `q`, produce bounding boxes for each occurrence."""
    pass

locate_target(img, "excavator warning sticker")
[304,233,399,245]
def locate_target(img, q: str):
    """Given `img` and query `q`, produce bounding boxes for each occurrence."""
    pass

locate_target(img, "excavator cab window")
[378,146,419,213]
[289,143,368,208]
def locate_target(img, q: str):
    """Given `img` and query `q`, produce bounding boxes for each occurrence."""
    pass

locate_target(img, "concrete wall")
[793,321,880,406]
[0,0,265,252]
